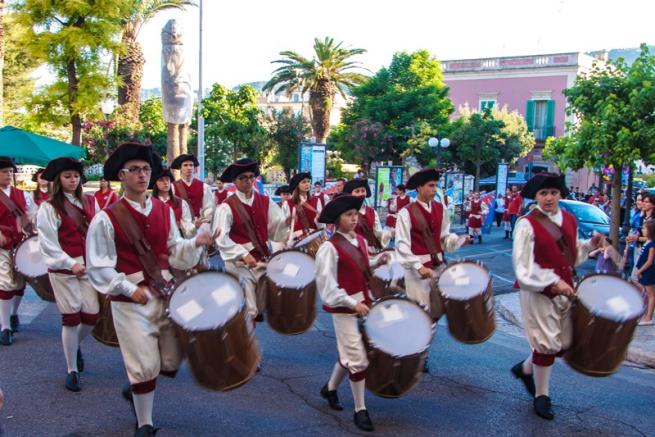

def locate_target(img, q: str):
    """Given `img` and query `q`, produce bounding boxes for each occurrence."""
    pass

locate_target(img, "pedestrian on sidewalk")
[633,220,655,325]
[494,193,505,227]
[590,238,623,274]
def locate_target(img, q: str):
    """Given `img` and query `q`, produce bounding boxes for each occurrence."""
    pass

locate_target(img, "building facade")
[442,52,604,191]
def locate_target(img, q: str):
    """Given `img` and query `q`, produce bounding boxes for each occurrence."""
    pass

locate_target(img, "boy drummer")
[511,173,602,420]
[315,194,389,432]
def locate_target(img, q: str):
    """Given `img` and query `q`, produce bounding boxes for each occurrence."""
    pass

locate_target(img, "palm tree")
[118,0,195,124]
[264,37,367,144]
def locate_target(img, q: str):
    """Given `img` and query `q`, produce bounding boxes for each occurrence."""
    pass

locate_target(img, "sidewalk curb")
[495,292,655,369]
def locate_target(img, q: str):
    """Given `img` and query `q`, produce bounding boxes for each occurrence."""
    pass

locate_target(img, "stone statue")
[161,19,193,165]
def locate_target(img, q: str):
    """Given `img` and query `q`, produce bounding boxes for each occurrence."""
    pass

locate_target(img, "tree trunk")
[0,1,4,126]
[67,59,82,145]
[167,122,180,166]
[308,81,333,143]
[610,164,623,251]
[117,31,144,125]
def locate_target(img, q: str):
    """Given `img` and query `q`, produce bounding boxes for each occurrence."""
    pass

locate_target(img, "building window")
[479,99,496,112]
[526,99,555,140]
[292,93,300,103]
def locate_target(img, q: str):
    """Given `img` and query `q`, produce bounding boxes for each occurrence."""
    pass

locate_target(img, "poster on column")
[496,162,509,197]
[374,166,404,208]
[298,142,327,185]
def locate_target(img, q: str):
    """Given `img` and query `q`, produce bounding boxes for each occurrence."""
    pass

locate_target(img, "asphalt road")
[1,227,652,436]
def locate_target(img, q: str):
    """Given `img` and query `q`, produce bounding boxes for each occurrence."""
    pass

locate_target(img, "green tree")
[544,44,655,246]
[338,50,453,165]
[201,84,267,173]
[267,108,311,179]
[117,0,195,124]
[13,0,130,145]
[264,37,367,143]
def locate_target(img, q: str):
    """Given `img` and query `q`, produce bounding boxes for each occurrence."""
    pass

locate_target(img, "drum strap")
[409,202,441,267]
[110,201,168,296]
[174,180,192,215]
[63,197,90,237]
[331,233,372,282]
[296,202,314,234]
[226,195,270,259]
[0,188,30,234]
[356,211,383,251]
[530,209,576,267]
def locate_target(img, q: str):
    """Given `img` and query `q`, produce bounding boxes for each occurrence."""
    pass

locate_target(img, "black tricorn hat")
[396,183,406,192]
[219,158,260,183]
[289,172,311,193]
[103,142,161,183]
[31,168,45,183]
[0,156,17,171]
[521,172,569,199]
[343,178,371,198]
[41,158,84,182]
[318,194,365,224]
[274,184,291,196]
[171,154,199,170]
[406,168,442,190]
[154,166,175,182]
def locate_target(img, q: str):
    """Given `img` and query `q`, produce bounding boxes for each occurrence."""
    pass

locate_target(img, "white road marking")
[16,287,50,325]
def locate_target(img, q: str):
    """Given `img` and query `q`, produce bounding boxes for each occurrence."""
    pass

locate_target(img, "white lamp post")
[100,97,116,118]
[428,136,450,168]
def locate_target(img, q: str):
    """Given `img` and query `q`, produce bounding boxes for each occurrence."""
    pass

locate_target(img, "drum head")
[266,250,315,288]
[577,275,645,321]
[293,230,324,247]
[365,298,433,357]
[373,261,405,282]
[169,272,244,331]
[438,262,489,300]
[15,236,47,277]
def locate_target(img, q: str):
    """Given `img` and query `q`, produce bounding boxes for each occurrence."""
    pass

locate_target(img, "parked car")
[523,199,610,239]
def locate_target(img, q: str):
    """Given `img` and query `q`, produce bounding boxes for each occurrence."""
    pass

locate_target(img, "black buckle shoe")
[77,347,85,373]
[354,409,374,432]
[65,371,81,392]
[1,329,13,346]
[135,424,158,437]
[10,314,19,333]
[320,384,344,411]
[533,395,554,420]
[511,361,535,397]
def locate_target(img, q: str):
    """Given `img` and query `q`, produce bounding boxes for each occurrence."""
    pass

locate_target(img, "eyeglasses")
[121,166,152,175]
[236,174,256,181]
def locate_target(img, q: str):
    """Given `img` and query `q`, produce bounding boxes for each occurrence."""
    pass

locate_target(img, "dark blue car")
[524,199,610,239]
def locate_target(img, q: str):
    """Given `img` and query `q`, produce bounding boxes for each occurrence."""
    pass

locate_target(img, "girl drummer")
[94,177,119,210]
[32,169,50,206]
[315,193,389,432]
[36,158,100,392]
[151,167,198,238]
[283,172,324,245]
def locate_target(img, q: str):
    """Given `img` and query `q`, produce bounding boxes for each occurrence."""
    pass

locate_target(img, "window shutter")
[525,100,535,131]
[545,100,555,136]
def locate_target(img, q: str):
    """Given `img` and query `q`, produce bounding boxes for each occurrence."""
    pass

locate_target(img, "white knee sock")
[327,362,347,391]
[0,300,11,331]
[78,323,94,342]
[62,326,80,373]
[11,295,22,315]
[133,391,155,428]
[350,379,366,412]
[522,354,533,375]
[533,364,552,397]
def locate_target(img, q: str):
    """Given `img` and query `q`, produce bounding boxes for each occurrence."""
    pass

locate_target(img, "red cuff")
[532,351,556,366]
[62,313,82,326]
[132,379,157,394]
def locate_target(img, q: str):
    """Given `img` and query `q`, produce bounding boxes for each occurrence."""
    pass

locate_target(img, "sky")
[129,0,654,90]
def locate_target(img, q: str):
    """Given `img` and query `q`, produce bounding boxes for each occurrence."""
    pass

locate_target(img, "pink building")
[443,52,603,191]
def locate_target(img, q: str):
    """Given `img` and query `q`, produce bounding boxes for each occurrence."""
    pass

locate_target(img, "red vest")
[323,234,372,314]
[470,200,482,215]
[385,196,410,228]
[33,189,49,206]
[56,194,95,261]
[175,179,204,218]
[0,187,27,250]
[105,198,171,288]
[288,196,319,234]
[408,201,444,268]
[355,206,381,249]
[214,189,229,205]
[94,189,118,210]
[226,192,270,261]
[508,193,522,214]
[522,210,577,297]
[164,196,183,224]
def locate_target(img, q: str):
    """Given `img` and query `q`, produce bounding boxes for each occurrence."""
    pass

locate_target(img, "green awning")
[0,125,85,166]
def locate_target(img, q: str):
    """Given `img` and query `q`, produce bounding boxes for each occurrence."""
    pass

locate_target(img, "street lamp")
[428,136,450,168]
[100,97,116,118]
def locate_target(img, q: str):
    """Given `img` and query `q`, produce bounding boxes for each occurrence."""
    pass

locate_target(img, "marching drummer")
[344,178,393,255]
[315,193,390,432]
[274,184,292,207]
[86,143,214,436]
[511,173,602,421]
[283,172,324,246]
[394,168,469,371]
[0,156,37,345]
[36,158,100,392]
[32,168,51,206]
[151,167,197,238]
[170,153,215,221]
[212,158,289,323]
[214,178,230,206]
[385,184,410,230]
